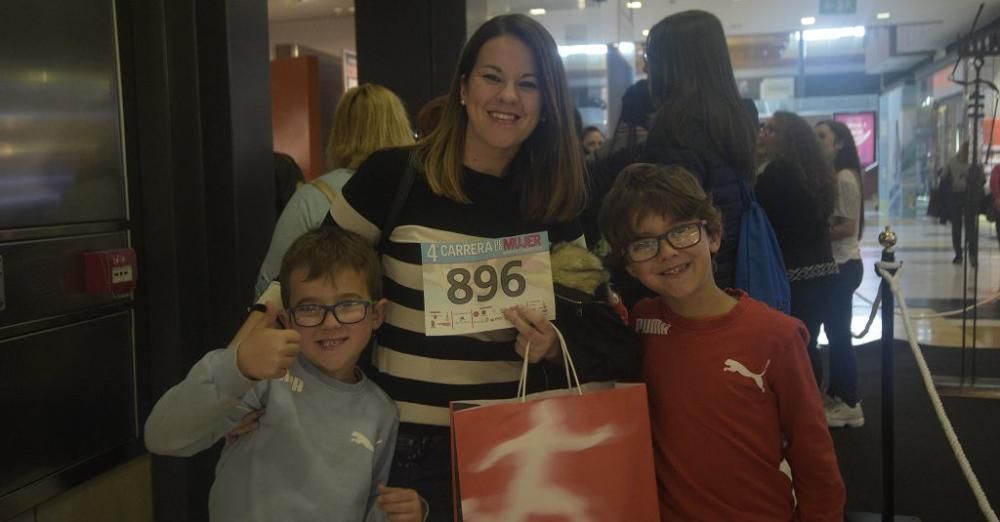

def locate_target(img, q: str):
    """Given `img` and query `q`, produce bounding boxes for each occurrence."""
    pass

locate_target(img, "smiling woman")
[315,13,621,521]
[417,14,585,222]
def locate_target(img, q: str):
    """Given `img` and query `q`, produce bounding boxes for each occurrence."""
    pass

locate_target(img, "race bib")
[421,232,555,336]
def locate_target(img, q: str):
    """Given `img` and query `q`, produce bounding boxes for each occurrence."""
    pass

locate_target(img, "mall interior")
[1,0,999,521]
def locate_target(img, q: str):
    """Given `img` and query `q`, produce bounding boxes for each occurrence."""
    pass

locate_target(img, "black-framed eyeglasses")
[624,220,707,262]
[288,300,374,327]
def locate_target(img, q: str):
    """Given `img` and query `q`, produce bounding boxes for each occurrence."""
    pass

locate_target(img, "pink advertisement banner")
[834,112,877,168]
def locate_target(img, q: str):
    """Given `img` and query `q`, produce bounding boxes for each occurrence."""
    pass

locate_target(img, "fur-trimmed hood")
[551,242,609,297]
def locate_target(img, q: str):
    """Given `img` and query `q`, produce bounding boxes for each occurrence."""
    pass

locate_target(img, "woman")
[326,15,588,518]
[254,84,414,298]
[581,125,605,156]
[816,120,865,427]
[756,111,838,388]
[586,10,756,297]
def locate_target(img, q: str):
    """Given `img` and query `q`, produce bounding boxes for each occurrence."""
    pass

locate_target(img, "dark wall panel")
[804,72,883,97]
[117,0,274,520]
[356,0,465,120]
[0,313,133,512]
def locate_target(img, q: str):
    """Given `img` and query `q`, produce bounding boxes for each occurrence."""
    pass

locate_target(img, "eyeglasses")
[624,221,707,262]
[288,300,374,327]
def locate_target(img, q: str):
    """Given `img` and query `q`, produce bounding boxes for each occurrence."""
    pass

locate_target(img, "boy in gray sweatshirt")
[145,228,425,521]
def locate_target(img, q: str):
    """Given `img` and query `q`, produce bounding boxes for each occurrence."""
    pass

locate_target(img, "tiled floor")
[824,209,1000,391]
[827,212,999,345]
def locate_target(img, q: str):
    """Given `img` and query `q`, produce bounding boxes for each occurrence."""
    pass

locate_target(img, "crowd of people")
[142,9,897,522]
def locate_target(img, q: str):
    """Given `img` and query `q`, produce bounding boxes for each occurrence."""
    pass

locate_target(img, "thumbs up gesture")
[236,302,301,380]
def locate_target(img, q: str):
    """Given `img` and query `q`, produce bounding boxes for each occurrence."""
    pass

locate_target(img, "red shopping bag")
[449,327,660,521]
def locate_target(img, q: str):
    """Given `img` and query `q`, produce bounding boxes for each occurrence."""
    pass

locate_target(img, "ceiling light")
[347,6,354,13]
[800,25,866,41]
[626,1,642,8]
[641,29,649,37]
[876,12,891,20]
[529,8,546,15]
[578,0,586,9]
[801,16,816,26]
[558,44,608,57]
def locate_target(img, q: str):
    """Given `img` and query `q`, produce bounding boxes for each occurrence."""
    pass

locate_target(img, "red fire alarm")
[82,248,137,297]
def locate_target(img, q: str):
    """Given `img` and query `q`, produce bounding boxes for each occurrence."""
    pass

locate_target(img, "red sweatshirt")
[631,291,845,521]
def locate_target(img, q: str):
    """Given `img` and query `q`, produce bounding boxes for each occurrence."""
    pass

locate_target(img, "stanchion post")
[877,226,900,522]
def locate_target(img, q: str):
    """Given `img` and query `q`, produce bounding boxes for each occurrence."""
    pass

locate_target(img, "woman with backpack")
[586,10,757,305]
[816,119,865,428]
[254,84,414,298]
[757,111,839,389]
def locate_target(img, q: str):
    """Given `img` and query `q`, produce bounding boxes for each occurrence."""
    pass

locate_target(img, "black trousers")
[823,259,864,406]
[790,274,838,388]
[949,193,978,259]
[387,423,453,521]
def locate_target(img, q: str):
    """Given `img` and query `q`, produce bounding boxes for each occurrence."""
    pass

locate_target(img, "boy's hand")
[504,305,560,363]
[236,302,301,380]
[376,485,425,521]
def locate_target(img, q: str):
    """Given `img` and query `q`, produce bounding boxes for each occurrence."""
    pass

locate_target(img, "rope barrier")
[854,288,1000,320]
[852,274,886,339]
[877,264,999,522]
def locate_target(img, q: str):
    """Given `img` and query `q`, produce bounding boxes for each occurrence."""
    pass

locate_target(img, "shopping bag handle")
[518,324,583,402]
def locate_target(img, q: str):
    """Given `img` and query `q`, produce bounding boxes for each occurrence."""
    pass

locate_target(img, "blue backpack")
[733,178,791,313]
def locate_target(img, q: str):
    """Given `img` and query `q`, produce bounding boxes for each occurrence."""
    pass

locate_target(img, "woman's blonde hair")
[326,84,414,170]
[414,14,586,223]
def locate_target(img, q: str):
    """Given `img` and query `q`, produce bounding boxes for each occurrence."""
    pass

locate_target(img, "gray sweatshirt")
[144,348,398,522]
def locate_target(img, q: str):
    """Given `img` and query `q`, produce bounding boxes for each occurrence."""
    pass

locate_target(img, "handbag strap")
[311,178,338,204]
[519,324,583,401]
[378,151,417,253]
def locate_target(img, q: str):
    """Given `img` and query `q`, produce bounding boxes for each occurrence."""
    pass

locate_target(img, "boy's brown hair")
[279,227,382,307]
[598,163,723,266]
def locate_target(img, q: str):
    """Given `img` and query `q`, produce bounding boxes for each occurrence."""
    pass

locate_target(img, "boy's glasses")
[288,300,374,327]
[624,221,707,262]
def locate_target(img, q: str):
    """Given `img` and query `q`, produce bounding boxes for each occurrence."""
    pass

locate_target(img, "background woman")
[816,119,865,427]
[586,10,757,300]
[254,84,413,298]
[325,14,590,518]
[757,111,838,388]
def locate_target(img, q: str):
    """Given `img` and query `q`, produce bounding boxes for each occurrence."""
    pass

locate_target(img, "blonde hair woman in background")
[254,84,413,298]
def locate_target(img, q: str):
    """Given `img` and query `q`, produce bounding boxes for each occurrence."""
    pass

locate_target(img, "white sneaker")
[825,398,864,428]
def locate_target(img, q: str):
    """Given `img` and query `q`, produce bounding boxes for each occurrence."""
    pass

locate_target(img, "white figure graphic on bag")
[461,400,616,521]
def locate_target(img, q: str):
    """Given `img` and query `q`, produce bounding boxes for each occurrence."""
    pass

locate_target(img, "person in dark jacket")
[584,10,757,306]
[594,79,655,162]
[757,111,838,387]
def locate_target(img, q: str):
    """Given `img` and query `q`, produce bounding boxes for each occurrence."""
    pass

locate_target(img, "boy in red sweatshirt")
[599,163,845,521]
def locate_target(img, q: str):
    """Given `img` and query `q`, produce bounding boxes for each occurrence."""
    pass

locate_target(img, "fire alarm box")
[82,248,137,297]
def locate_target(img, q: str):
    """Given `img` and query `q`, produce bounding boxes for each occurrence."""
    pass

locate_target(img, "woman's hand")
[504,305,560,363]
[225,409,264,443]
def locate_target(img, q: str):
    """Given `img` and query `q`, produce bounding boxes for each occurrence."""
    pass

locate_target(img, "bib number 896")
[446,260,526,305]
